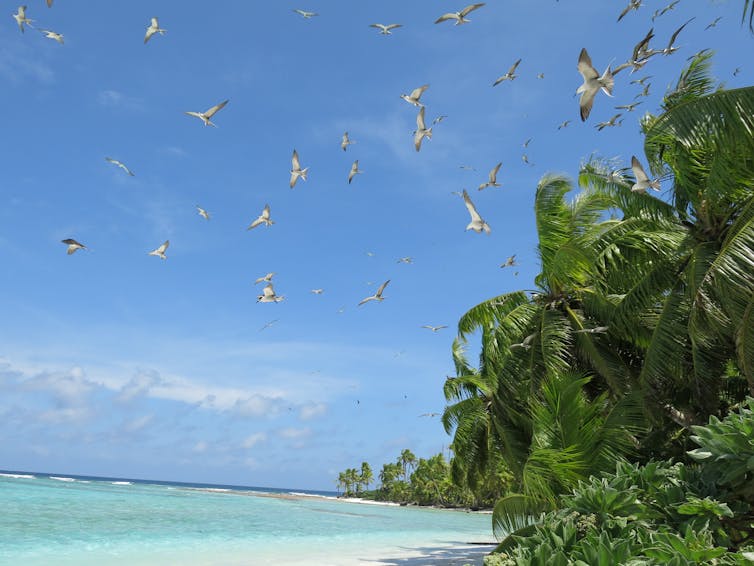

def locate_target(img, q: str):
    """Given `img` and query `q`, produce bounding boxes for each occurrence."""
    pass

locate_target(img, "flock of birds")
[11,1,731,337]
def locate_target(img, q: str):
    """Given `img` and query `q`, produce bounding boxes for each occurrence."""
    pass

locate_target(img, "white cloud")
[232,395,285,418]
[97,89,144,111]
[117,370,161,403]
[123,414,153,433]
[242,432,267,449]
[299,403,327,421]
[279,427,311,440]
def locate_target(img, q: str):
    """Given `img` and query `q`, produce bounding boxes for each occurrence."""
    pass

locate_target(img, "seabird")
[358,280,390,306]
[478,162,502,190]
[462,189,491,234]
[290,149,308,188]
[576,48,614,121]
[185,99,229,127]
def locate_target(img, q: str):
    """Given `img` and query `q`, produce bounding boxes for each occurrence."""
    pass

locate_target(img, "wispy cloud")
[299,402,328,421]
[97,89,145,112]
[242,432,267,449]
[0,46,54,85]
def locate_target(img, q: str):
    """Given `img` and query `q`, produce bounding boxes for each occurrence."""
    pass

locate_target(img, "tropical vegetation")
[336,448,513,508]
[441,48,754,562]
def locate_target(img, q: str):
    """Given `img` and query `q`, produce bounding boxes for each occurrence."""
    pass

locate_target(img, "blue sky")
[0,1,751,490]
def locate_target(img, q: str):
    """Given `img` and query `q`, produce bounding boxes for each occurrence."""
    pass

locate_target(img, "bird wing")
[617,3,632,22]
[61,238,82,247]
[204,99,228,118]
[579,88,597,121]
[631,156,650,182]
[159,240,170,253]
[348,161,358,183]
[508,58,522,75]
[386,24,402,30]
[263,284,275,297]
[577,48,599,80]
[369,24,385,30]
[409,84,429,100]
[460,3,486,17]
[633,28,654,60]
[668,18,694,49]
[416,106,427,130]
[462,190,483,222]
[435,13,457,24]
[291,149,301,170]
[490,162,502,182]
[262,204,271,219]
[375,280,390,297]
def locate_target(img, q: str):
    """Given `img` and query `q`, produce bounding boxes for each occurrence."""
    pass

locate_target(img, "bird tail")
[426,128,433,139]
[650,180,661,191]
[600,66,615,97]
[301,168,309,181]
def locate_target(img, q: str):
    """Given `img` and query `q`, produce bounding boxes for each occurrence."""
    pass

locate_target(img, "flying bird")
[557,120,571,130]
[397,256,414,264]
[421,325,447,332]
[400,84,429,107]
[576,48,614,121]
[432,115,448,125]
[61,238,85,255]
[40,29,63,43]
[478,162,502,190]
[462,189,491,234]
[419,412,440,418]
[105,157,134,176]
[259,319,279,332]
[613,28,656,75]
[493,58,521,86]
[573,326,610,334]
[523,138,532,148]
[522,154,533,166]
[348,160,362,184]
[290,149,308,188]
[370,23,402,35]
[650,18,694,56]
[652,0,680,21]
[596,113,623,131]
[293,9,318,18]
[537,73,545,79]
[617,0,642,22]
[511,333,537,350]
[185,99,229,127]
[257,283,284,303]
[500,255,518,268]
[148,240,170,260]
[196,206,210,220]
[705,17,721,30]
[413,107,432,152]
[247,204,274,230]
[630,75,652,85]
[341,132,355,151]
[615,101,642,112]
[311,288,324,294]
[255,273,275,284]
[630,156,660,193]
[13,6,33,32]
[435,3,486,25]
[144,17,166,44]
[358,280,390,306]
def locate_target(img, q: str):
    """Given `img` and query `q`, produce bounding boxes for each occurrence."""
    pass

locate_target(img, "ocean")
[0,471,495,565]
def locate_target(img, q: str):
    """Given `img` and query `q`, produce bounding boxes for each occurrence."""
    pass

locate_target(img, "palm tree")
[399,449,417,482]
[360,462,373,491]
[581,54,754,424]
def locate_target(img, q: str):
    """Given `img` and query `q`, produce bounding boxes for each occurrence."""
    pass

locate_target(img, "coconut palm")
[360,462,373,491]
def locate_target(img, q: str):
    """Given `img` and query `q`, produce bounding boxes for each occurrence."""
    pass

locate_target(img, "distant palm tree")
[399,449,417,482]
[360,462,373,491]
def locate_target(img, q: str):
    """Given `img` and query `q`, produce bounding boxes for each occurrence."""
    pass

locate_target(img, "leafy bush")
[487,401,754,563]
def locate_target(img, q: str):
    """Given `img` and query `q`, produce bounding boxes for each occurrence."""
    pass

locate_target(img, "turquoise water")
[0,472,494,565]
